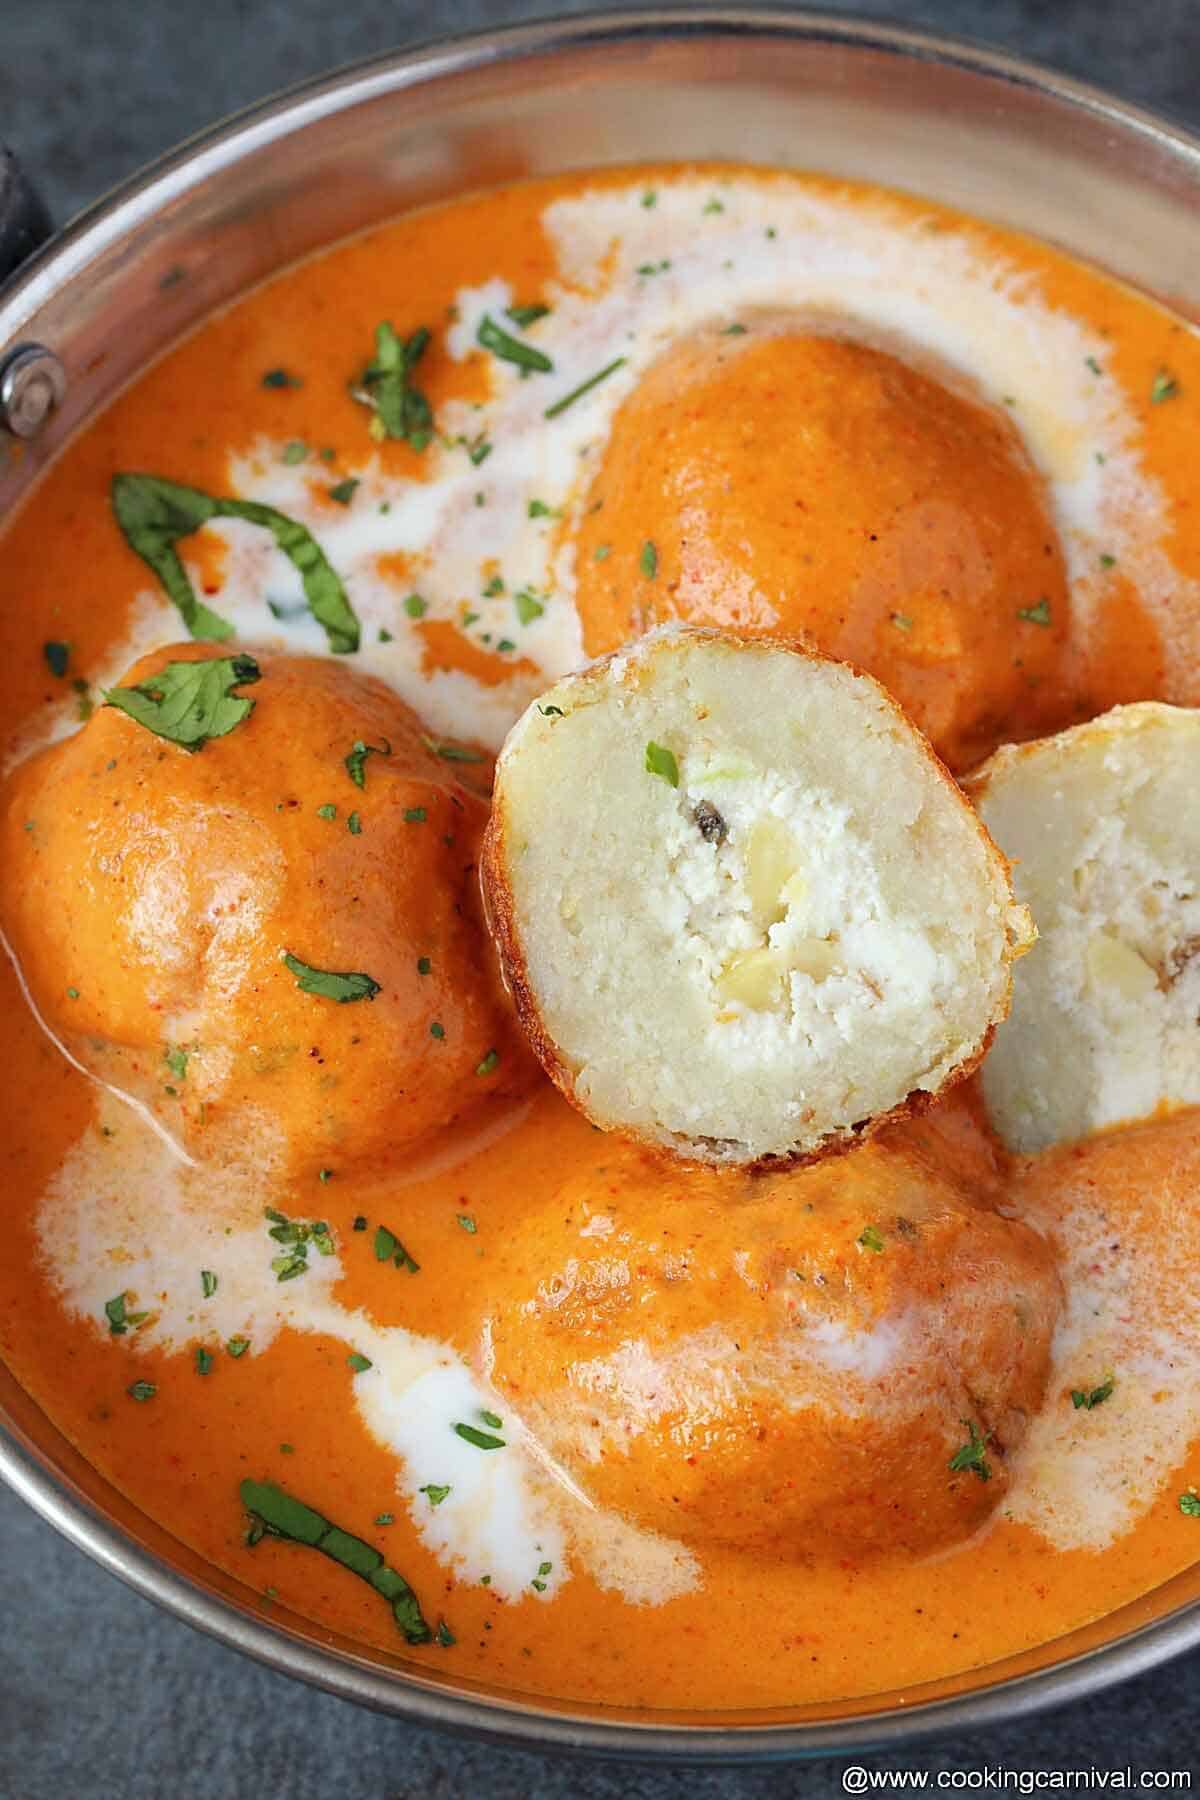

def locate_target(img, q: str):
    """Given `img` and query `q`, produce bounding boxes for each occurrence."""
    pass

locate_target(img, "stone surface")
[3,1,1200,1793]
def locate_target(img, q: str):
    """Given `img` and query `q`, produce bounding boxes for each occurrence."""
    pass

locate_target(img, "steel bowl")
[2,5,1199,1761]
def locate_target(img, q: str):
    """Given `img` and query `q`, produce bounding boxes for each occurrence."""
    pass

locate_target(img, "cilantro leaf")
[359,322,434,450]
[948,1419,992,1482]
[281,951,381,1003]
[644,740,679,787]
[344,738,391,788]
[476,313,553,375]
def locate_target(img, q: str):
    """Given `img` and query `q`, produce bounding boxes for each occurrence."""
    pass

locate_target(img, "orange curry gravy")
[1,164,1199,1713]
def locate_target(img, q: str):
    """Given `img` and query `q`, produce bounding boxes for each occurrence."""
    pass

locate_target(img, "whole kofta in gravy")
[0,646,535,1180]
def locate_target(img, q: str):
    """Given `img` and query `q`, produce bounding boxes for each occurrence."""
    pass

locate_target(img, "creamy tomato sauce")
[1,164,1199,1714]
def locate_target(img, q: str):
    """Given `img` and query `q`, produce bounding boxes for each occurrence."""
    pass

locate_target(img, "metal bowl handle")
[0,144,52,284]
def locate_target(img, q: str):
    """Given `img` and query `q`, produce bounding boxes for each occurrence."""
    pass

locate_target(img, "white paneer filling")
[491,629,1025,1163]
[972,701,1200,1153]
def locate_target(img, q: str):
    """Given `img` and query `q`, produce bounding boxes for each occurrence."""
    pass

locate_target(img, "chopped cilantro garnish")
[528,499,560,519]
[641,189,657,208]
[514,587,545,625]
[496,637,516,654]
[420,1483,451,1506]
[543,356,627,420]
[165,1046,189,1081]
[105,1293,130,1336]
[1100,552,1117,569]
[456,1214,477,1234]
[593,543,611,561]
[430,1021,446,1040]
[195,1347,214,1376]
[1085,356,1103,376]
[703,196,725,214]
[227,1337,250,1358]
[721,322,748,336]
[537,703,564,717]
[1071,1376,1115,1410]
[417,956,432,975]
[507,303,551,328]
[344,737,391,787]
[374,1224,420,1274]
[405,806,427,824]
[1017,598,1052,626]
[127,1381,156,1403]
[857,1225,885,1254]
[200,1269,218,1299]
[403,593,427,619]
[357,322,434,450]
[644,740,679,787]
[453,1421,506,1450]
[316,802,337,821]
[376,1512,395,1525]
[43,640,69,678]
[281,951,380,1004]
[1179,1493,1200,1517]
[640,540,658,579]
[282,440,308,465]
[262,368,302,389]
[477,313,553,375]
[435,1620,455,1647]
[347,810,362,836]
[475,1049,499,1077]
[348,1352,373,1373]
[948,1420,992,1482]
[327,478,359,506]
[483,574,505,596]
[421,734,484,764]
[891,613,913,632]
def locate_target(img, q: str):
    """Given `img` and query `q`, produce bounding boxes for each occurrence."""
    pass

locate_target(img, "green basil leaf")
[281,952,380,1004]
[111,474,360,653]
[240,1479,432,1643]
[111,474,233,640]
[218,497,359,653]
[105,654,261,751]
[644,740,679,788]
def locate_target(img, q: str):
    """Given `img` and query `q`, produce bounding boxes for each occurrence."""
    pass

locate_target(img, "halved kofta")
[483,626,1032,1166]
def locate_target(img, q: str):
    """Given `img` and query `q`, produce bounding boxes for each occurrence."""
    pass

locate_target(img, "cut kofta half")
[482,625,1032,1166]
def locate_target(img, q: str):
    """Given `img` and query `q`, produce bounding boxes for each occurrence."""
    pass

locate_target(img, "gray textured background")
[3,2,1200,1795]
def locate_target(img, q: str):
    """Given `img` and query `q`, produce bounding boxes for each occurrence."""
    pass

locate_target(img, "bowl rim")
[3,3,1200,1762]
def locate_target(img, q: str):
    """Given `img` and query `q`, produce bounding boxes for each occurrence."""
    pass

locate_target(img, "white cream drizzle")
[1003,1129,1200,1552]
[35,1094,697,1606]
